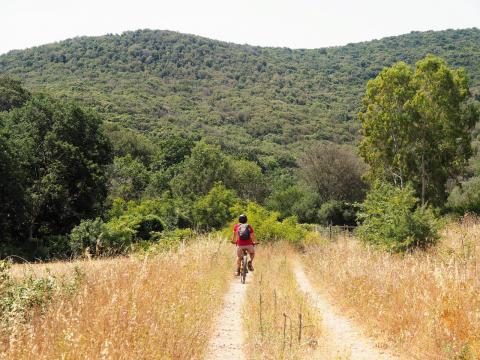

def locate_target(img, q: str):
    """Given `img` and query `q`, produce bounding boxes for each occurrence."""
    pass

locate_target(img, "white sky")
[1,0,479,55]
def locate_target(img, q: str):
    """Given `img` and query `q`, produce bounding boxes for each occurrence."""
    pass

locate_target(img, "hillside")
[0,28,479,161]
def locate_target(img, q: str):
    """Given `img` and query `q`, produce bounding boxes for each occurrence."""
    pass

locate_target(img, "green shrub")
[229,202,306,245]
[192,183,239,231]
[70,199,169,256]
[357,182,439,252]
[134,228,195,254]
[447,177,480,214]
[69,218,105,256]
[0,260,85,331]
[317,200,358,226]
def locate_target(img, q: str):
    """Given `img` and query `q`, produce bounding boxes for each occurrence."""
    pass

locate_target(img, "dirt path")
[294,264,398,360]
[205,277,249,360]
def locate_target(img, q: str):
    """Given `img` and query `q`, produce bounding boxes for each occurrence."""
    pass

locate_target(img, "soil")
[294,264,399,360]
[205,275,250,360]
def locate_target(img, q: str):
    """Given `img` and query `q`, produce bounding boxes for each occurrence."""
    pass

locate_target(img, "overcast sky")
[1,0,479,55]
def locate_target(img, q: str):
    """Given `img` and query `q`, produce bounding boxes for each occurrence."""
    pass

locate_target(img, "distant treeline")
[0,77,369,259]
[0,28,479,161]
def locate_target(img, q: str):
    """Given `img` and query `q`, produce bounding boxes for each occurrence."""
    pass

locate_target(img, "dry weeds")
[303,216,480,360]
[1,237,232,360]
[243,243,322,360]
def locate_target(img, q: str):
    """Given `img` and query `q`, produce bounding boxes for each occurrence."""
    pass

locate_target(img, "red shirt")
[234,223,254,246]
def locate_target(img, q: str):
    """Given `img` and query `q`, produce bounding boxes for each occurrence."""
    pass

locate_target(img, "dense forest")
[0,29,479,259]
[0,28,479,163]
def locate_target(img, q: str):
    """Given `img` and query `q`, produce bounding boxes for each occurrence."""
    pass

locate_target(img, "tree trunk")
[421,153,426,206]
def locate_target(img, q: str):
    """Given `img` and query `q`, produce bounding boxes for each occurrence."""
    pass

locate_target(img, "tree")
[154,135,194,169]
[0,76,31,112]
[105,124,159,165]
[3,95,113,242]
[170,141,233,199]
[109,155,150,201]
[359,56,479,206]
[357,182,438,252]
[317,200,358,226]
[230,159,267,202]
[192,183,239,230]
[0,130,25,246]
[298,143,367,203]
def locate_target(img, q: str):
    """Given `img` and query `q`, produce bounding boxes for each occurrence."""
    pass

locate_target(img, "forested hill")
[1,28,479,160]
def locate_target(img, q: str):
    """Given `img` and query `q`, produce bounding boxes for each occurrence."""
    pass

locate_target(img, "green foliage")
[317,200,358,226]
[171,141,233,198]
[105,123,160,165]
[357,182,439,252]
[359,55,479,206]
[0,76,31,112]
[266,185,322,223]
[266,185,307,219]
[192,183,240,231]
[154,135,194,169]
[2,29,479,159]
[69,218,104,256]
[2,94,113,244]
[0,131,25,243]
[299,143,367,203]
[230,159,267,202]
[0,260,85,331]
[447,177,480,214]
[109,155,150,201]
[70,198,179,256]
[231,202,306,245]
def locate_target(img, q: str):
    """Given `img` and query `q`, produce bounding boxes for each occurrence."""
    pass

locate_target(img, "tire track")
[294,264,399,360]
[205,277,249,360]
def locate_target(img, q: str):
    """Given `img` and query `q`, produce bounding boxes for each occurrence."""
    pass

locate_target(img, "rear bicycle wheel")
[241,254,248,284]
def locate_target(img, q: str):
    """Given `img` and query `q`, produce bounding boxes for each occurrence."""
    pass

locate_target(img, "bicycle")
[238,243,258,284]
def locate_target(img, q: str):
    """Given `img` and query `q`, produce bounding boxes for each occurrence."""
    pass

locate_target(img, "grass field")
[243,243,322,360]
[3,219,480,360]
[1,237,233,360]
[302,217,480,360]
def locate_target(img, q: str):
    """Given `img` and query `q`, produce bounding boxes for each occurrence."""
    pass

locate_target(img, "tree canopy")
[359,55,479,206]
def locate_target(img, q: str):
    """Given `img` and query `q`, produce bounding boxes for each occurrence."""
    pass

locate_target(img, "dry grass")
[303,217,480,360]
[243,243,322,360]
[1,237,233,360]
[9,257,127,280]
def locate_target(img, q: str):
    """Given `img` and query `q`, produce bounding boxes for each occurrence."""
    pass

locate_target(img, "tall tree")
[359,55,478,205]
[170,141,233,199]
[0,130,25,245]
[0,76,31,112]
[3,95,113,242]
[299,143,367,203]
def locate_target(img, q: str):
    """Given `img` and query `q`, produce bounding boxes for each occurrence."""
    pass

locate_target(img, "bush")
[317,200,358,226]
[447,177,480,214]
[230,202,306,245]
[69,199,172,256]
[69,218,105,256]
[192,183,239,231]
[0,260,85,331]
[357,182,439,252]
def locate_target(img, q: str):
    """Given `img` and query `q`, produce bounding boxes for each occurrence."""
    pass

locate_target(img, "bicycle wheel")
[241,254,248,284]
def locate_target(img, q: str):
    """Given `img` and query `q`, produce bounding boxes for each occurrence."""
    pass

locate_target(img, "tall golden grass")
[303,216,480,360]
[1,237,233,360]
[243,243,322,360]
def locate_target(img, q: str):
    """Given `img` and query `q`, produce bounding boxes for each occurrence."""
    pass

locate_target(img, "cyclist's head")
[239,214,247,224]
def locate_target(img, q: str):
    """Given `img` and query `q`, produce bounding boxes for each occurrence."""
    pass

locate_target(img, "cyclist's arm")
[231,230,237,244]
[251,233,257,244]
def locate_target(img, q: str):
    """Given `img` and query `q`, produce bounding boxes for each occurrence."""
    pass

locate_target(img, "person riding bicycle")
[231,214,256,276]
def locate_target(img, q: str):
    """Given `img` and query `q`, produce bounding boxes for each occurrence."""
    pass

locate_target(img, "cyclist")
[231,214,256,276]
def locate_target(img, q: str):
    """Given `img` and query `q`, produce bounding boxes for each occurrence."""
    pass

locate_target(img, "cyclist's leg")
[248,246,255,261]
[235,247,242,274]
[247,246,255,271]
